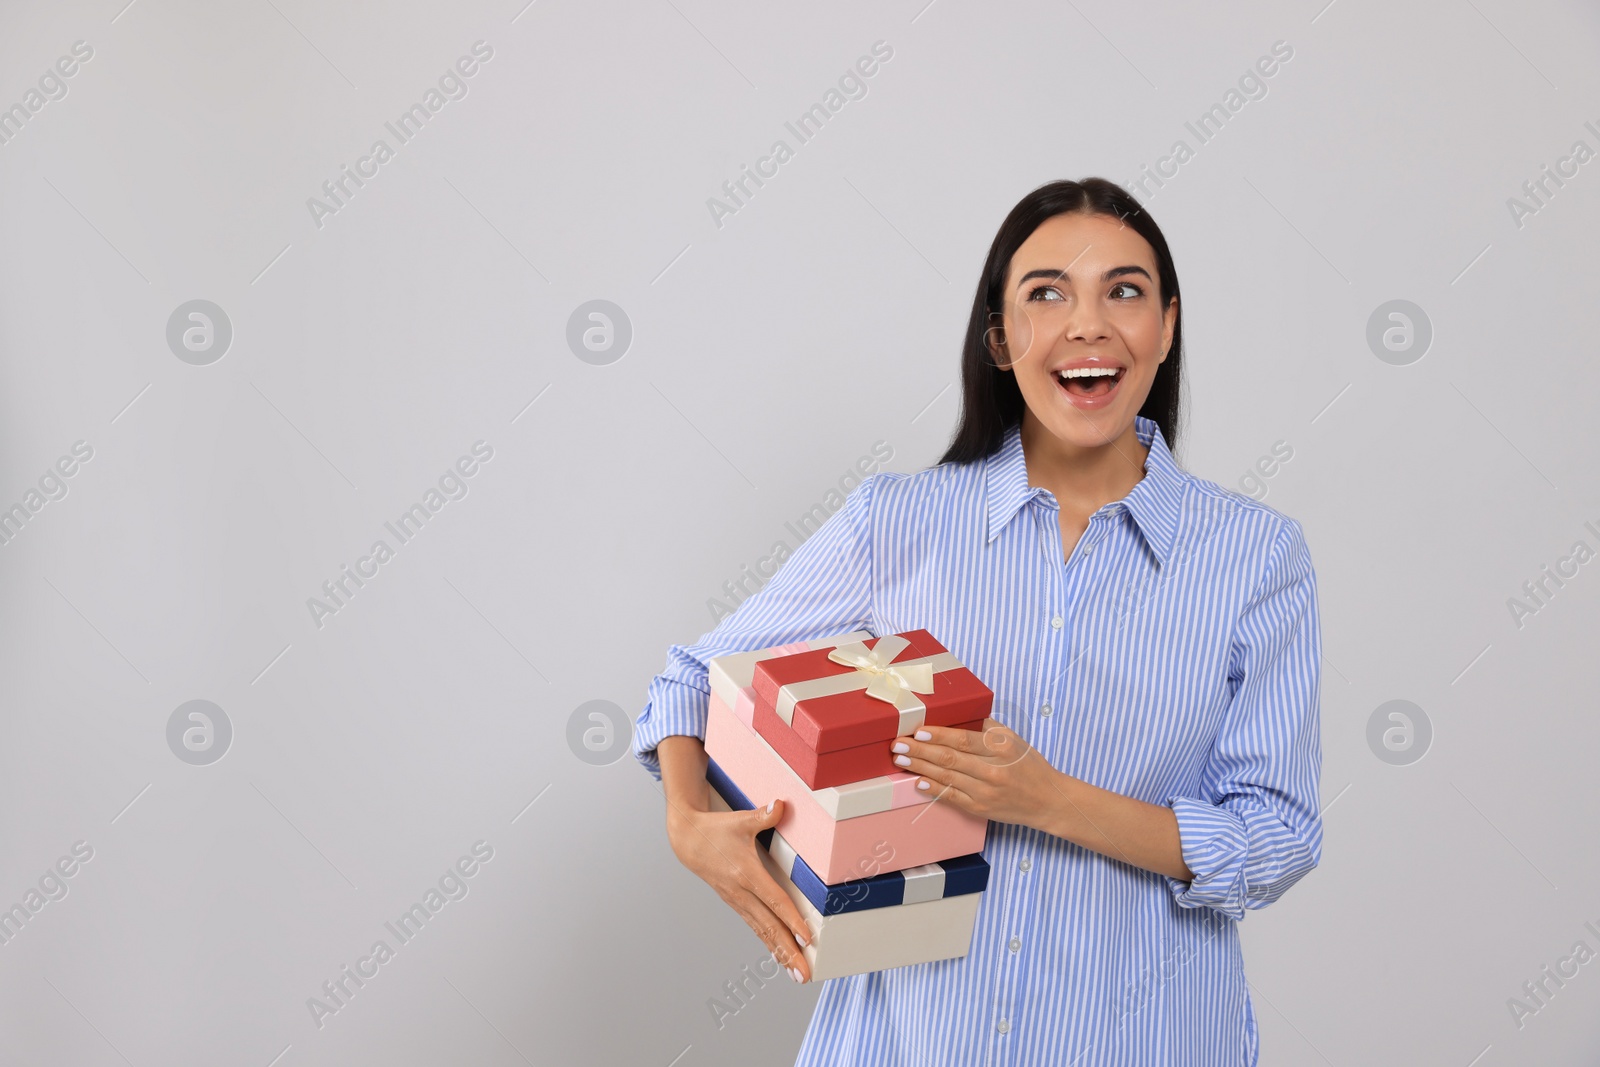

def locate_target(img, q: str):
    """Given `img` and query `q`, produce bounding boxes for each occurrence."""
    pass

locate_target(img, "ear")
[1159,296,1178,363]
[985,314,1011,370]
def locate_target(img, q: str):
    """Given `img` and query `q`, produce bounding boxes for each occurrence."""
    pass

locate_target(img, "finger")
[700,801,788,889]
[725,894,789,959]
[895,754,986,798]
[732,887,813,983]
[677,805,768,881]
[892,736,985,776]
[718,847,814,963]
[899,723,983,753]
[913,774,979,814]
[730,899,801,971]
[895,723,1032,769]
[737,795,783,835]
[892,737,965,772]
[741,855,815,961]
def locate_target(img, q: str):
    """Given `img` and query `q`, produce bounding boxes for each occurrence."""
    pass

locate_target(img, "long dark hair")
[937,178,1184,464]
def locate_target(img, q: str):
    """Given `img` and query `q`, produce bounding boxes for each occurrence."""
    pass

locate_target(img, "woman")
[634,178,1323,1065]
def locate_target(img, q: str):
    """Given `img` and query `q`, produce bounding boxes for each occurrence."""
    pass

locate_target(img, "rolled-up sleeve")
[632,474,881,780]
[1164,517,1323,921]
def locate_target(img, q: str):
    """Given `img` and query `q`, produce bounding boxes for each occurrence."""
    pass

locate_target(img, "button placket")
[1051,509,1115,739]
[1072,516,1101,566]
[988,828,1032,1059]
[996,835,1043,1047]
[987,504,1055,1053]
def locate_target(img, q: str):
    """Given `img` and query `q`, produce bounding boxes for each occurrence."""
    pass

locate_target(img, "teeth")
[1056,367,1120,379]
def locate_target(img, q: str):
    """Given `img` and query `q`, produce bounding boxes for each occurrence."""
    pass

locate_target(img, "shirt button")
[1082,542,1094,555]
[1050,615,1063,630]
[997,1018,1011,1035]
[1009,937,1021,953]
[1018,856,1032,873]
[1040,702,1052,717]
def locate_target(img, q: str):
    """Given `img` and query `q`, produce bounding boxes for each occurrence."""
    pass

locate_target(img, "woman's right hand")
[655,734,813,983]
[666,798,814,983]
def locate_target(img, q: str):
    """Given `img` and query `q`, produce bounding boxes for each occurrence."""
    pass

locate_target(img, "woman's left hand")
[890,718,1067,832]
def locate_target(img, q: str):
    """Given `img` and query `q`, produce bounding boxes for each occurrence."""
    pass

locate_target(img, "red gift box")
[750,630,993,789]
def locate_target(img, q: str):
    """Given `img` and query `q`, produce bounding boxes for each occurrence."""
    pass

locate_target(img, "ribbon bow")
[826,635,935,709]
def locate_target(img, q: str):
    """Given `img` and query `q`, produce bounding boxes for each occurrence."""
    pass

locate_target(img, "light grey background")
[1,0,1597,1063]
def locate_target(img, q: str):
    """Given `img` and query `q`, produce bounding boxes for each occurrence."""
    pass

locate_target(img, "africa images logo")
[306,841,495,1030]
[305,41,495,231]
[306,441,494,629]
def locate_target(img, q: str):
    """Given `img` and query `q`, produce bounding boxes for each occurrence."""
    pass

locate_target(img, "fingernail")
[917,779,932,791]
[788,967,803,983]
[765,799,775,813]
[794,931,809,948]
[914,730,932,741]
[891,742,909,754]
[893,755,911,767]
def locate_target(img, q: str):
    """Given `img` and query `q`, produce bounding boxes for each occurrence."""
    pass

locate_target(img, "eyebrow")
[1017,265,1152,287]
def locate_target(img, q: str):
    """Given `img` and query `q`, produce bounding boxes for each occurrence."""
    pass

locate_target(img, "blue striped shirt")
[634,415,1323,1066]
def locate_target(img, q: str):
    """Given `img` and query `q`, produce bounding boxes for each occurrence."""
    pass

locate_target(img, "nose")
[1063,296,1111,344]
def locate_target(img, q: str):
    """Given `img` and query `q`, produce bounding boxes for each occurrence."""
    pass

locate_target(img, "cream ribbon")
[773,635,963,736]
[827,636,934,709]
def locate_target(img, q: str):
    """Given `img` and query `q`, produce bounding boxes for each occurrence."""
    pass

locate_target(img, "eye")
[1025,285,1065,302]
[1109,282,1143,299]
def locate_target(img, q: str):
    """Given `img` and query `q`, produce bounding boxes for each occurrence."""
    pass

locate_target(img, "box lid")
[708,632,874,712]
[752,629,993,753]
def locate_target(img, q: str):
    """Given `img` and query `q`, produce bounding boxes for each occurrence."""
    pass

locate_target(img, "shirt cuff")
[632,677,711,782]
[1164,794,1249,921]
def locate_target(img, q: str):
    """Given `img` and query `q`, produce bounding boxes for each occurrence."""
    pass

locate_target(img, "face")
[989,211,1176,450]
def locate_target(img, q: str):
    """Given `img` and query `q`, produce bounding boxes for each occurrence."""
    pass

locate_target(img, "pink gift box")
[704,693,988,884]
[719,685,931,817]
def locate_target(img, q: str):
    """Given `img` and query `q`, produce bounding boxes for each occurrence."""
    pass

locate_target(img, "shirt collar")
[983,414,1187,568]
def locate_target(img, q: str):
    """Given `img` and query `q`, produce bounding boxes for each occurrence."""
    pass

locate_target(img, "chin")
[1023,387,1128,438]
[1045,414,1131,447]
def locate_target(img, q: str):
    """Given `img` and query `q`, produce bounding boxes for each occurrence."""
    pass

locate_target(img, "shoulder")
[857,458,981,515]
[844,460,979,524]
[1173,469,1314,586]
[1186,466,1305,536]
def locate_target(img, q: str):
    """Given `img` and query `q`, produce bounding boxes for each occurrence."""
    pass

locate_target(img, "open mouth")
[1053,366,1124,401]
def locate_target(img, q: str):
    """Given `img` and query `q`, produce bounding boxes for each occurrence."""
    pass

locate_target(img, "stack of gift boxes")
[704,630,993,980]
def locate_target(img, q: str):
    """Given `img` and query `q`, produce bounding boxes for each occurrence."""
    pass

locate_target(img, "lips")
[1051,363,1125,407]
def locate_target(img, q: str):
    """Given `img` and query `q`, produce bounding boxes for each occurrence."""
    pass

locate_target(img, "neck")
[1018,409,1150,516]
